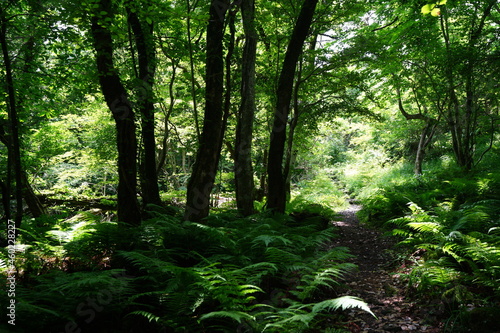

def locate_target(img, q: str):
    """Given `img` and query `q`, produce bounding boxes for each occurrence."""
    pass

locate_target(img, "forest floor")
[328,203,444,333]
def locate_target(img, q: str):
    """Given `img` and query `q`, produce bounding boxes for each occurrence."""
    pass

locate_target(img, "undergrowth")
[337,152,500,332]
[0,201,373,333]
[387,201,500,332]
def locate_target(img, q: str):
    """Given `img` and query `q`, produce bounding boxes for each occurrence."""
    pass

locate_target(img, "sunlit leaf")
[421,4,435,14]
[437,0,447,4]
[431,8,441,16]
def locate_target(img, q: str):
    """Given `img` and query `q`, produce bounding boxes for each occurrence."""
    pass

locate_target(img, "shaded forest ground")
[329,204,444,333]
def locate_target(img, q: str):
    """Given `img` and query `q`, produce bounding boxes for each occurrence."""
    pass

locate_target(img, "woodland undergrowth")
[340,156,500,333]
[0,200,374,333]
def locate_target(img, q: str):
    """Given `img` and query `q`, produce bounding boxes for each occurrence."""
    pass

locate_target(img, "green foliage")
[115,210,367,332]
[291,171,349,212]
[29,108,117,198]
[4,205,371,332]
[258,296,375,332]
[387,201,500,315]
[0,269,134,332]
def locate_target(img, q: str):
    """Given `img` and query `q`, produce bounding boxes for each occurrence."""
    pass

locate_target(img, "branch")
[372,16,399,32]
[395,80,431,121]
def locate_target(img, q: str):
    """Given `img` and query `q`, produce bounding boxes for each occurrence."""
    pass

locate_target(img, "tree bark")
[90,0,141,225]
[414,120,437,175]
[127,7,162,207]
[267,0,318,213]
[235,0,257,216]
[1,8,24,227]
[186,0,201,143]
[184,0,228,221]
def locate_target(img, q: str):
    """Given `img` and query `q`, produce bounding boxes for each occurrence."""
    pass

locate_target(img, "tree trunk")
[184,0,228,221]
[21,172,45,217]
[90,0,141,225]
[235,0,257,216]
[395,82,438,176]
[414,120,437,175]
[156,60,178,174]
[1,9,24,227]
[284,58,303,198]
[440,1,495,171]
[0,180,9,221]
[127,7,162,207]
[267,0,318,213]
[186,0,201,143]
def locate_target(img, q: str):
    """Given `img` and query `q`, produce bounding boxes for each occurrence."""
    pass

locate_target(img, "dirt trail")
[328,204,443,333]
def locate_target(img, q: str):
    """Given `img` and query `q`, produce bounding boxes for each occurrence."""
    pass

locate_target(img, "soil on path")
[328,204,443,333]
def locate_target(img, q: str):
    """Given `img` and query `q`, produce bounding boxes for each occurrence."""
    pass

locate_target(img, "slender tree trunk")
[90,0,141,225]
[267,0,318,213]
[414,120,437,175]
[186,0,201,142]
[220,12,235,157]
[127,7,161,207]
[0,180,9,222]
[395,82,439,176]
[156,64,177,174]
[184,0,228,221]
[235,0,257,216]
[1,9,23,227]
[284,102,299,198]
[284,58,303,198]
[255,149,268,202]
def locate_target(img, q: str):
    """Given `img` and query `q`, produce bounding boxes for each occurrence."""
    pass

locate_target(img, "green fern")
[127,310,161,323]
[259,296,375,332]
[388,202,500,303]
[199,310,255,323]
[311,296,376,317]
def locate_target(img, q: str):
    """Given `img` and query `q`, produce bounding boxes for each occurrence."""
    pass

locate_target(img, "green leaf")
[437,0,447,4]
[430,7,441,16]
[421,4,435,14]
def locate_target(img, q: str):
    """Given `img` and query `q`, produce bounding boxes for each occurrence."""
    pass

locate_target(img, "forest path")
[327,204,442,333]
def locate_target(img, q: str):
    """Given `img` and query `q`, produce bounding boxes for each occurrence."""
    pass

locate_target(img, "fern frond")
[265,247,302,265]
[488,227,500,235]
[16,301,68,319]
[199,310,255,323]
[453,211,490,232]
[252,234,292,248]
[262,311,315,331]
[313,246,354,262]
[128,310,161,322]
[311,296,376,318]
[407,222,443,234]
[386,217,412,228]
[389,228,412,238]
